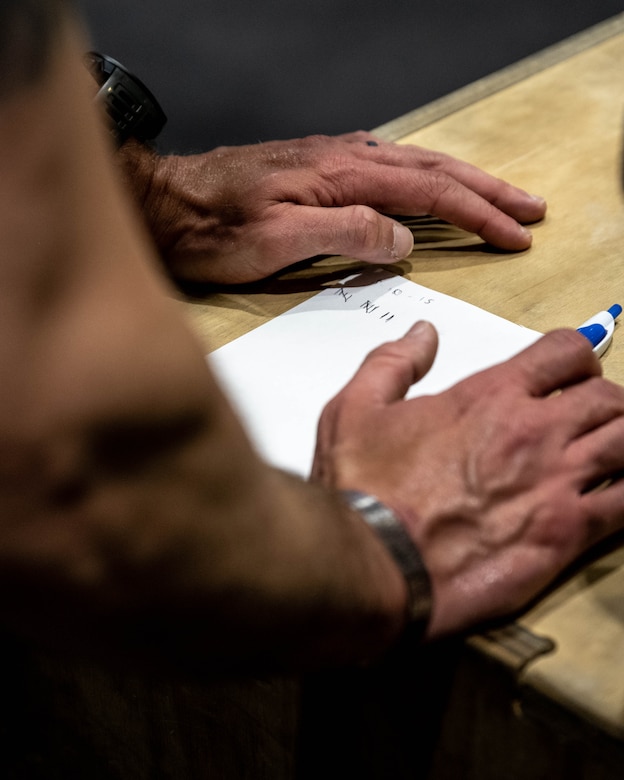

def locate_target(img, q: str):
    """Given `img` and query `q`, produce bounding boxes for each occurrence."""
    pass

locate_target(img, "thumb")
[275,204,415,263]
[349,321,439,406]
[332,206,415,262]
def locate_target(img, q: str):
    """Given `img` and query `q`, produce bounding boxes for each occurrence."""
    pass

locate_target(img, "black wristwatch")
[84,52,167,146]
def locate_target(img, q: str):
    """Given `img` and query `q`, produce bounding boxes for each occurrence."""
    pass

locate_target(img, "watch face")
[85,52,166,145]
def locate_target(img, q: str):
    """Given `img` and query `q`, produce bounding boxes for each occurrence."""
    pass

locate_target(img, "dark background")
[76,1,624,154]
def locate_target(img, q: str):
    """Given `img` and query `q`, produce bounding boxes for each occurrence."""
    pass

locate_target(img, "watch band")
[341,490,432,631]
[84,52,167,146]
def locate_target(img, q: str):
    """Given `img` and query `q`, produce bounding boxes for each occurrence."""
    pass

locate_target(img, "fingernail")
[529,193,546,206]
[520,226,533,243]
[392,224,414,260]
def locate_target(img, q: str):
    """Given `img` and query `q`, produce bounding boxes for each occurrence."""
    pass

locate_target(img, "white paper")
[209,268,541,477]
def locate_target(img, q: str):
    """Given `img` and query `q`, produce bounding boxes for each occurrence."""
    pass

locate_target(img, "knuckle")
[365,339,405,363]
[595,377,624,408]
[451,368,509,411]
[348,130,374,143]
[294,134,334,162]
[412,147,448,171]
[545,328,598,361]
[303,150,361,206]
[317,389,352,436]
[362,340,416,384]
[302,133,333,146]
[505,409,544,449]
[414,170,458,212]
[345,205,383,250]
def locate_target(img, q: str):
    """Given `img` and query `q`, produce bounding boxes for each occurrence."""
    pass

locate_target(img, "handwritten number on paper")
[334,285,434,324]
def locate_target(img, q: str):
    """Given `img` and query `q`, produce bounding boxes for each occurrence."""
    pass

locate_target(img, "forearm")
[2,406,409,672]
[0,12,409,672]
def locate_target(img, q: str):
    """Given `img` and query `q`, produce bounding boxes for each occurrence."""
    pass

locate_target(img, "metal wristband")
[341,490,432,631]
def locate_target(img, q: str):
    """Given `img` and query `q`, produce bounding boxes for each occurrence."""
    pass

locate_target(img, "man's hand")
[311,322,624,639]
[119,132,547,285]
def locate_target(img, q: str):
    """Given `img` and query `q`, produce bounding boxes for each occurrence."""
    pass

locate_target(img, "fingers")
[356,141,547,226]
[501,330,624,489]
[274,194,525,264]
[429,154,547,226]
[420,176,536,251]
[559,375,624,496]
[581,475,624,545]
[315,136,547,252]
[503,329,602,397]
[338,321,438,407]
[268,202,415,263]
[556,376,624,442]
[574,414,624,485]
[251,134,549,266]
[347,164,538,252]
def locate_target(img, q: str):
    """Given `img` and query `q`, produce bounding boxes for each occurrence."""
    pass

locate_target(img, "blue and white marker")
[577,303,622,357]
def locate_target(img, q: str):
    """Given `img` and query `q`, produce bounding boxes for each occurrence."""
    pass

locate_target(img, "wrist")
[116,138,159,209]
[115,141,180,258]
[340,490,432,638]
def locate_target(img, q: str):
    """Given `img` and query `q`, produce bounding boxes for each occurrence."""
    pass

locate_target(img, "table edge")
[373,12,624,141]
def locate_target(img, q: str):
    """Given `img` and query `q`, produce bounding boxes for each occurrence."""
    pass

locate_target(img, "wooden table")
[180,12,624,779]
[188,14,624,372]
